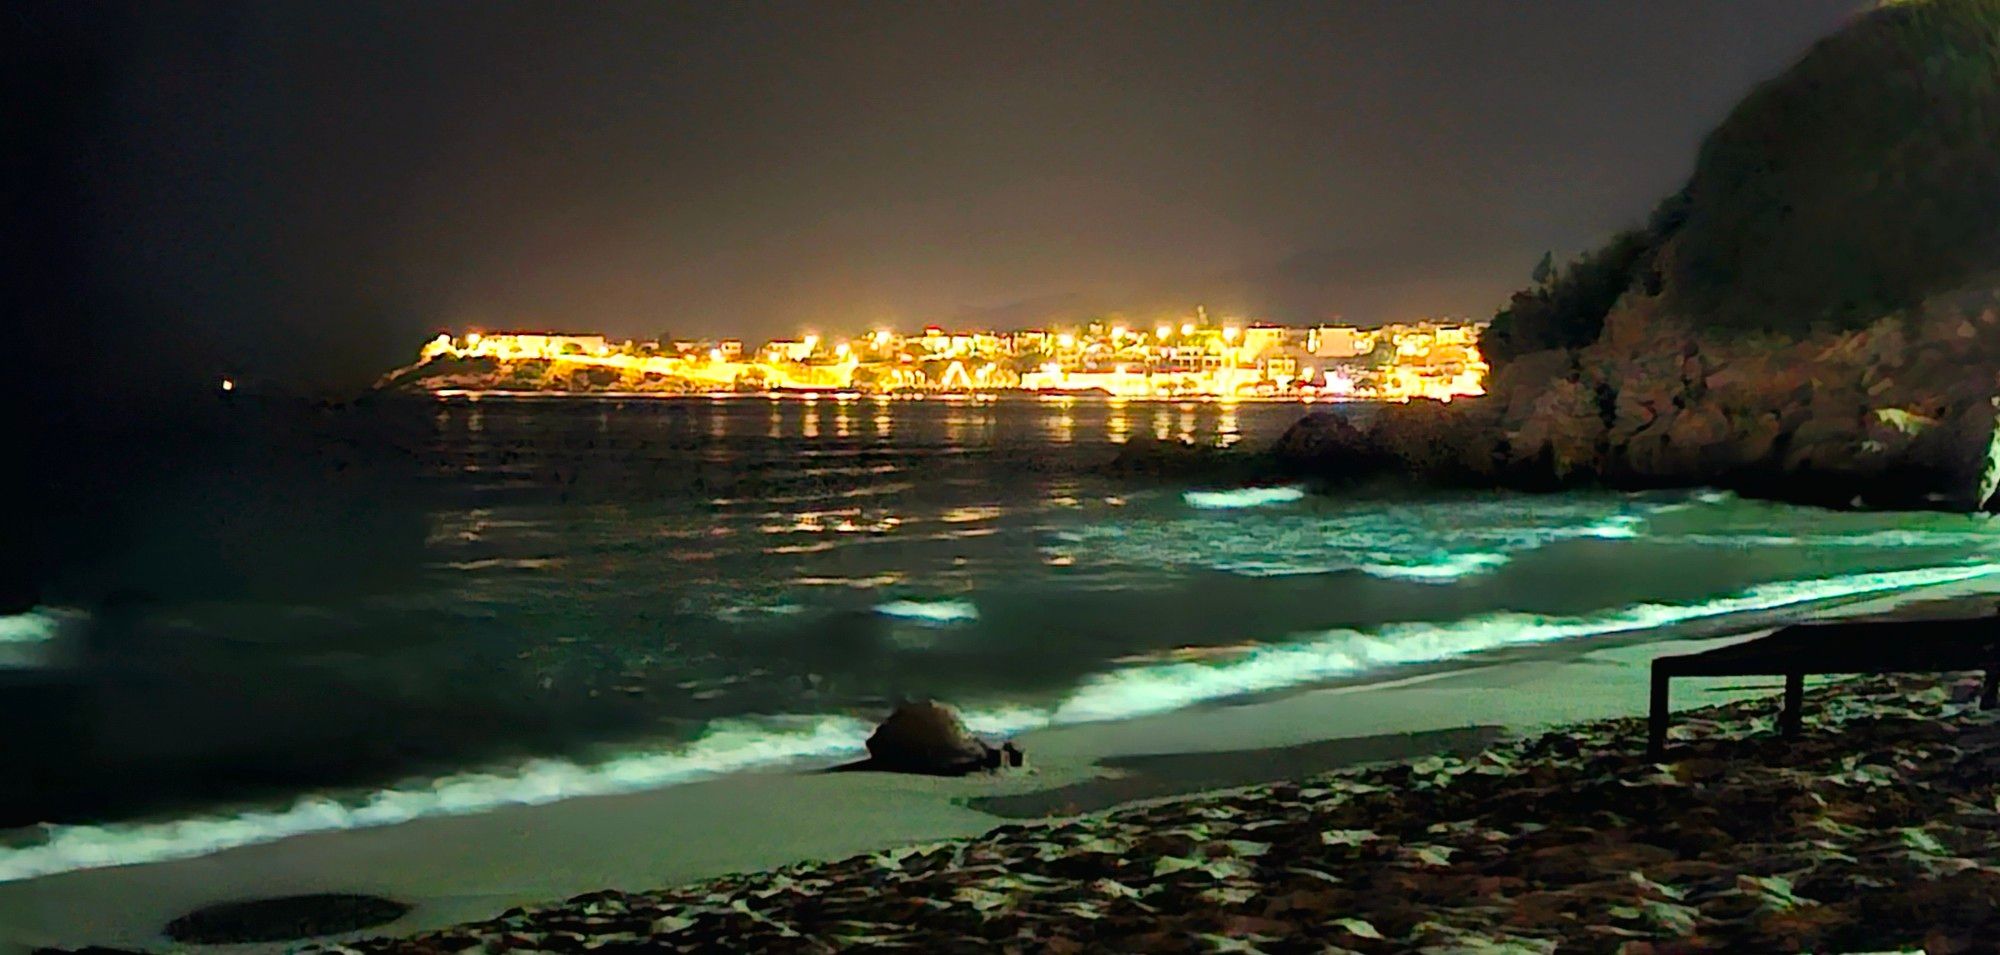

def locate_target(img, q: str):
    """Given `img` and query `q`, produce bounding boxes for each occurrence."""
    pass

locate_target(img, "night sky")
[17,0,1863,399]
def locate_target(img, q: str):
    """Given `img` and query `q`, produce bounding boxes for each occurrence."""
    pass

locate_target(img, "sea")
[5,394,1999,880]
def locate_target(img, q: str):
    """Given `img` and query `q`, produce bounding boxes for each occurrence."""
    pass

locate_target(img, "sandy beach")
[6,572,1998,953]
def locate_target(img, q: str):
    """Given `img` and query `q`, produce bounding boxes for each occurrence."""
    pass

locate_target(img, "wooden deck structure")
[1648,616,2000,759]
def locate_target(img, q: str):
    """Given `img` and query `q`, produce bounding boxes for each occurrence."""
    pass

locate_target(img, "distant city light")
[408,316,1487,401]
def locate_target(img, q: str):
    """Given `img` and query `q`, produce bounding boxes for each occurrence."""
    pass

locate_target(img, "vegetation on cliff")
[1298,0,2000,512]
[1487,0,2000,363]
[376,356,719,395]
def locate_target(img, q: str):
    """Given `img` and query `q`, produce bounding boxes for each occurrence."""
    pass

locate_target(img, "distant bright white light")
[1223,326,1240,341]
[1057,333,1076,348]
[220,378,235,392]
[1155,325,1171,339]
[709,348,724,362]
[1180,322,1195,336]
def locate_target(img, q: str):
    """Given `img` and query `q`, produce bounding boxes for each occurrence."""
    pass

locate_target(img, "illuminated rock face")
[1283,282,2000,512]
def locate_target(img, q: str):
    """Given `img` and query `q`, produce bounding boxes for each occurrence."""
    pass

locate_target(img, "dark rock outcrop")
[1281,287,2000,511]
[1103,437,1259,483]
[854,700,1021,776]
[163,894,411,944]
[1269,411,1373,475]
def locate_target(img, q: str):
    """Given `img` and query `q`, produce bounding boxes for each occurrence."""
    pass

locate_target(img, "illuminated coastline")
[394,312,1488,402]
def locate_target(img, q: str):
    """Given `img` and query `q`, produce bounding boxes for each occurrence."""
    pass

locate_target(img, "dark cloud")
[18,0,1864,399]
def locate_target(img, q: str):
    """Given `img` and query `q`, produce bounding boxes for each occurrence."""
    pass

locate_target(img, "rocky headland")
[1278,0,2000,513]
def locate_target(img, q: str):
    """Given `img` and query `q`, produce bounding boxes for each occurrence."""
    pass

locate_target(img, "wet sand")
[5,572,1997,953]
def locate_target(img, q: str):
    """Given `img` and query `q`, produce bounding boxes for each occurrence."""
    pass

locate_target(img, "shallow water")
[6,395,1998,879]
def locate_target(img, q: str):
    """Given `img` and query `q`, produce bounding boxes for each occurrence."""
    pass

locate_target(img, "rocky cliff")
[1282,0,2000,512]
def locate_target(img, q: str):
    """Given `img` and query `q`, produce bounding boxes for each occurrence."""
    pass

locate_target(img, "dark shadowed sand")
[970,725,1505,818]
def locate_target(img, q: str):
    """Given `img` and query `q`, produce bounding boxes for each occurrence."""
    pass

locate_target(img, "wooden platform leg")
[1781,672,1804,738]
[1983,666,1998,711]
[1648,670,1670,760]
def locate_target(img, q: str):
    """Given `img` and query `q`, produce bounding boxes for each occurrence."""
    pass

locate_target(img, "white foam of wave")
[1359,553,1512,582]
[1047,561,2000,723]
[0,608,82,644]
[0,714,875,883]
[1582,514,1645,538]
[1669,528,2000,550]
[1183,486,1306,510]
[874,599,980,624]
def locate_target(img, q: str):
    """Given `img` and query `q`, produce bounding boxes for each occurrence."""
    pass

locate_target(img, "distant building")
[763,340,815,362]
[1239,325,1290,361]
[1307,326,1373,359]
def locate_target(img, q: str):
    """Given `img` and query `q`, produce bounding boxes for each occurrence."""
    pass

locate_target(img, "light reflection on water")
[21,394,2000,854]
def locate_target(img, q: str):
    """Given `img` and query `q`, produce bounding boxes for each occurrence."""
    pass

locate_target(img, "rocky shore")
[1273,288,2000,513]
[315,672,2000,954]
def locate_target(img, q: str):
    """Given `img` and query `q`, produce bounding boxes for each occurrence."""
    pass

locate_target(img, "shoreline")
[327,668,2000,954]
[6,570,1998,952]
[415,388,1374,405]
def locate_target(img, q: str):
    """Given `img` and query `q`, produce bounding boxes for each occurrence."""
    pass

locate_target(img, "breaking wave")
[0,715,875,883]
[1183,486,1306,509]
[0,608,80,644]
[1047,561,2000,723]
[1053,497,1658,582]
[6,560,1993,882]
[874,599,980,624]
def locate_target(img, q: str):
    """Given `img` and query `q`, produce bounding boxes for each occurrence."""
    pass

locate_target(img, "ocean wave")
[1358,553,1512,582]
[1059,495,1667,582]
[1667,529,2000,550]
[1183,486,1306,510]
[0,608,81,644]
[875,599,980,624]
[1046,561,2000,724]
[8,560,1994,882]
[0,715,874,883]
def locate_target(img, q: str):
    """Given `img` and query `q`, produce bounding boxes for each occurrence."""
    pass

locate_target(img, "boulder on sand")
[860,700,1022,776]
